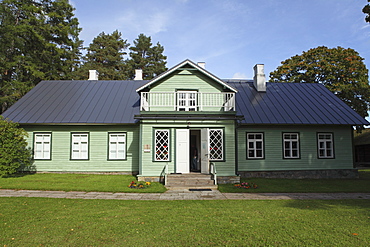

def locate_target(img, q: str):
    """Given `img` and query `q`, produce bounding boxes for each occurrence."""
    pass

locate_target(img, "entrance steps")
[165,173,217,190]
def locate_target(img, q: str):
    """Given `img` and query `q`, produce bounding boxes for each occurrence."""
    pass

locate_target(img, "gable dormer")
[136,59,237,112]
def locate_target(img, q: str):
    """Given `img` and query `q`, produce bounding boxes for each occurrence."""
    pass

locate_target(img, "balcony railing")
[140,92,235,112]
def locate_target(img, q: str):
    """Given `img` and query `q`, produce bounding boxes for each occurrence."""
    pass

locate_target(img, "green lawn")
[218,170,370,193]
[1,170,370,193]
[1,198,369,246]
[0,173,167,193]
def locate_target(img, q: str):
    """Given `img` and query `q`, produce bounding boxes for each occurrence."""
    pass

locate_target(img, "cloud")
[232,72,247,79]
[117,10,170,36]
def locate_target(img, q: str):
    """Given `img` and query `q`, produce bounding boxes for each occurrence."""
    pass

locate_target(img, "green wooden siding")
[146,70,226,112]
[138,119,236,177]
[237,125,354,171]
[23,125,139,172]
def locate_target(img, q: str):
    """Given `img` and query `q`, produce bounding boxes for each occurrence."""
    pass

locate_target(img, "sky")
[71,0,370,120]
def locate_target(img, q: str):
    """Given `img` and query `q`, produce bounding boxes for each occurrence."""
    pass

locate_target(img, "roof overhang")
[136,59,238,93]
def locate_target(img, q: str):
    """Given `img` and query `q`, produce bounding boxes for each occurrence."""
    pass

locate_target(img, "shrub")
[0,116,32,177]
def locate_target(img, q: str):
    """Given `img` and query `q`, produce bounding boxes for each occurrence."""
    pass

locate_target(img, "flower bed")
[234,182,258,189]
[128,181,151,189]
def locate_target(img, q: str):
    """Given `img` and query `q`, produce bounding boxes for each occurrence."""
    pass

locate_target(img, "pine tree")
[74,30,129,80]
[128,34,167,80]
[0,0,82,113]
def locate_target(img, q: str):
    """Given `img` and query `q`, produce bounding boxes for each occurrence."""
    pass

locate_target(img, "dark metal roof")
[2,79,368,125]
[2,80,148,124]
[226,80,369,125]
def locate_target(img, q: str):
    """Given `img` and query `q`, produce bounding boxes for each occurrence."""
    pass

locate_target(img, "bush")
[0,116,32,177]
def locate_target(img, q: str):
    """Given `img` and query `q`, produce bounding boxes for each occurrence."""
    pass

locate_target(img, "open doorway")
[190,130,200,172]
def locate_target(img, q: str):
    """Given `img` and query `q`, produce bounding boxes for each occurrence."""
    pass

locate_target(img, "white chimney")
[253,64,266,92]
[134,69,143,80]
[88,70,99,80]
[197,62,206,69]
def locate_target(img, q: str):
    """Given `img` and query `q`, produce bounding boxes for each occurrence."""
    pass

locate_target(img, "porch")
[140,92,235,111]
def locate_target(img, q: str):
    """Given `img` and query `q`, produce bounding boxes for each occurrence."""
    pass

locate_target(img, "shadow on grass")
[283,199,370,216]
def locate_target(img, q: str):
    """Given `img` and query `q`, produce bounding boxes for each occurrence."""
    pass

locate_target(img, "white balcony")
[140,92,235,112]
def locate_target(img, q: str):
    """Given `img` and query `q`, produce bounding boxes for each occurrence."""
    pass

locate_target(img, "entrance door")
[200,128,209,174]
[176,129,189,173]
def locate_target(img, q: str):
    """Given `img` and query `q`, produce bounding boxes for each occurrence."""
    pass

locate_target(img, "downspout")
[234,118,243,176]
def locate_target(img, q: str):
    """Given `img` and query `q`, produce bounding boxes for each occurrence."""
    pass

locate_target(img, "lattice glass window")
[318,133,334,158]
[155,130,170,161]
[177,91,197,111]
[34,133,51,160]
[247,133,264,159]
[109,133,126,160]
[283,133,300,158]
[71,133,89,160]
[209,129,223,160]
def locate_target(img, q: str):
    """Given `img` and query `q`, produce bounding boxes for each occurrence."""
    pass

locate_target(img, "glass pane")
[248,150,254,158]
[249,142,254,149]
[256,134,262,139]
[256,141,262,149]
[292,142,298,148]
[256,150,262,157]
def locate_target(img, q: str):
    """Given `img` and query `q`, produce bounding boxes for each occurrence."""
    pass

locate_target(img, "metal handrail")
[210,162,217,186]
[164,164,169,185]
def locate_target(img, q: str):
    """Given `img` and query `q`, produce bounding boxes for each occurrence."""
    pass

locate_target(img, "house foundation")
[238,169,359,179]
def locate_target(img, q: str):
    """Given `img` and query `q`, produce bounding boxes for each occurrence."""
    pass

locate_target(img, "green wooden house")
[2,59,369,183]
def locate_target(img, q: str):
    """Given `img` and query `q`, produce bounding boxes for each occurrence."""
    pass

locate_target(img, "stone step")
[166,173,216,188]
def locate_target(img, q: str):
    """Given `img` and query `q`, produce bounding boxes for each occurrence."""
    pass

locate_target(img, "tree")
[269,46,370,118]
[0,116,32,177]
[0,0,82,113]
[128,33,167,80]
[74,30,129,80]
[363,0,370,23]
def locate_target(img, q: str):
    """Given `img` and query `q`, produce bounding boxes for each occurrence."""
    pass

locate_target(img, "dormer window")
[177,91,197,111]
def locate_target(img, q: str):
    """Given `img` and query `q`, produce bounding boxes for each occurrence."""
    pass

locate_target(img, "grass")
[0,173,167,193]
[0,170,369,193]
[218,170,370,193]
[1,198,369,246]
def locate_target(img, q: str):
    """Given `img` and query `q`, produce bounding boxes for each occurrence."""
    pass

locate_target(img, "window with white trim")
[283,133,300,158]
[71,133,89,160]
[209,129,223,161]
[108,133,126,160]
[155,130,170,161]
[318,133,334,158]
[34,133,51,160]
[247,133,264,159]
[177,91,197,111]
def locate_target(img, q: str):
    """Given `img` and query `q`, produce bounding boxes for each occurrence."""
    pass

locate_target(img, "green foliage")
[74,30,129,80]
[128,33,167,80]
[0,116,32,177]
[269,46,370,118]
[0,0,82,113]
[363,0,370,23]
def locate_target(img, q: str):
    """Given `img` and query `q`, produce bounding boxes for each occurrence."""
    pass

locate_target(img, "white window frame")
[154,129,170,161]
[209,129,224,161]
[34,133,51,160]
[318,133,334,158]
[177,91,197,111]
[108,133,126,160]
[247,133,264,159]
[283,133,300,159]
[71,133,89,160]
